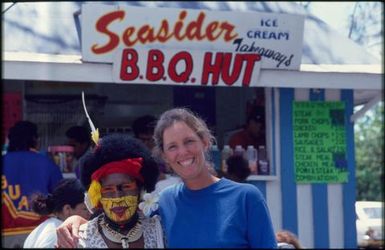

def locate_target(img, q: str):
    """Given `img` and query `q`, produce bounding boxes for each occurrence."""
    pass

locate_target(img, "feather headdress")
[81,91,100,145]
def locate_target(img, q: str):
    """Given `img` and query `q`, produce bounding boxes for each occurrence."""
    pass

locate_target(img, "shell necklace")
[99,216,143,248]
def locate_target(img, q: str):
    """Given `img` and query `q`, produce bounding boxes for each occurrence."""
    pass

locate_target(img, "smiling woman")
[152,108,277,248]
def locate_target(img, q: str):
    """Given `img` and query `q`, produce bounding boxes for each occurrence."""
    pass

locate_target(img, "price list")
[293,101,348,183]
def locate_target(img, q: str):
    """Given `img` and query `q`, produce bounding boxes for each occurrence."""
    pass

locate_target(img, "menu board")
[293,101,348,183]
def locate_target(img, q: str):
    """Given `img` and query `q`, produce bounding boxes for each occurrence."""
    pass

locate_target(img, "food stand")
[2,2,382,248]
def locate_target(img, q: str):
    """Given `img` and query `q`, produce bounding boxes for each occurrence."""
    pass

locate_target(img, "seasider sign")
[81,4,305,70]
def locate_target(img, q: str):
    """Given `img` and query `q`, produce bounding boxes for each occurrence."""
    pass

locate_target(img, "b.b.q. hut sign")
[81,4,305,86]
[112,48,261,86]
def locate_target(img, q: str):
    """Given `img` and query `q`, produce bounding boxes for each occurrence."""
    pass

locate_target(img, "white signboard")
[81,3,305,70]
[112,48,261,86]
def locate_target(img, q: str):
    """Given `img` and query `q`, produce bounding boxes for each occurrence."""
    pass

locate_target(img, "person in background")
[276,230,302,249]
[2,121,63,248]
[132,115,181,194]
[228,106,266,150]
[23,178,90,248]
[132,115,157,151]
[225,155,251,183]
[65,125,92,178]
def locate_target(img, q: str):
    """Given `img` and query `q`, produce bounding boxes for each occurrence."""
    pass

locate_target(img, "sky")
[307,2,355,36]
[2,1,381,60]
[305,2,382,60]
[0,2,358,35]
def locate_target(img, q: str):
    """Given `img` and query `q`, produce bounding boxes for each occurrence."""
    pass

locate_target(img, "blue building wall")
[252,87,356,248]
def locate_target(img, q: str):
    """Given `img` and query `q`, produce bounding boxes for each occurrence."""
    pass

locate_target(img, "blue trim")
[271,89,276,175]
[279,88,298,234]
[341,90,357,248]
[309,89,324,101]
[309,89,330,248]
[249,181,266,199]
[312,184,329,248]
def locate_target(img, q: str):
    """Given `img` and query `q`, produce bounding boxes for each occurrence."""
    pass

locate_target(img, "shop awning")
[3,51,382,103]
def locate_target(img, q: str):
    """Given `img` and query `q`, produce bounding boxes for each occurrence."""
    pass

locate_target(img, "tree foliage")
[354,102,384,201]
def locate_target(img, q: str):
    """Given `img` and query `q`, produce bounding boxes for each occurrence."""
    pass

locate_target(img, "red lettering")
[168,52,193,83]
[174,11,187,41]
[91,11,124,54]
[157,20,173,42]
[241,54,261,86]
[122,27,138,47]
[185,12,205,40]
[137,25,156,44]
[221,22,238,41]
[221,53,243,86]
[201,52,222,85]
[120,49,139,81]
[206,22,220,41]
[146,50,165,81]
[92,10,238,53]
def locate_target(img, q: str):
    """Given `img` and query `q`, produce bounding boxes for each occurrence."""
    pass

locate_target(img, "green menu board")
[293,101,348,183]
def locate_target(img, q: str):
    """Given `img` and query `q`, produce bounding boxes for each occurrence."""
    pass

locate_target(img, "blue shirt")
[2,151,63,233]
[159,178,277,248]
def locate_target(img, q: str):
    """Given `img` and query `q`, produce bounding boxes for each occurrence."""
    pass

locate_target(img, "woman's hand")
[55,215,87,248]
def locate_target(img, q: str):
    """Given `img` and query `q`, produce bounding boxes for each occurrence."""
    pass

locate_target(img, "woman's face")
[100,173,139,223]
[162,121,209,181]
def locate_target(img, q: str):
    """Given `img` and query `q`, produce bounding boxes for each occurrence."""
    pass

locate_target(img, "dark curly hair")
[31,178,85,215]
[8,121,38,152]
[226,155,251,182]
[132,115,157,138]
[80,133,159,193]
[65,126,91,144]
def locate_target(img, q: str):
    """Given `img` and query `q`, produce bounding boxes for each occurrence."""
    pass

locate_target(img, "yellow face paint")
[100,195,138,223]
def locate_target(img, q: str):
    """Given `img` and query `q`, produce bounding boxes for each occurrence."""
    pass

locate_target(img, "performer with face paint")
[77,133,163,248]
[72,92,162,248]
